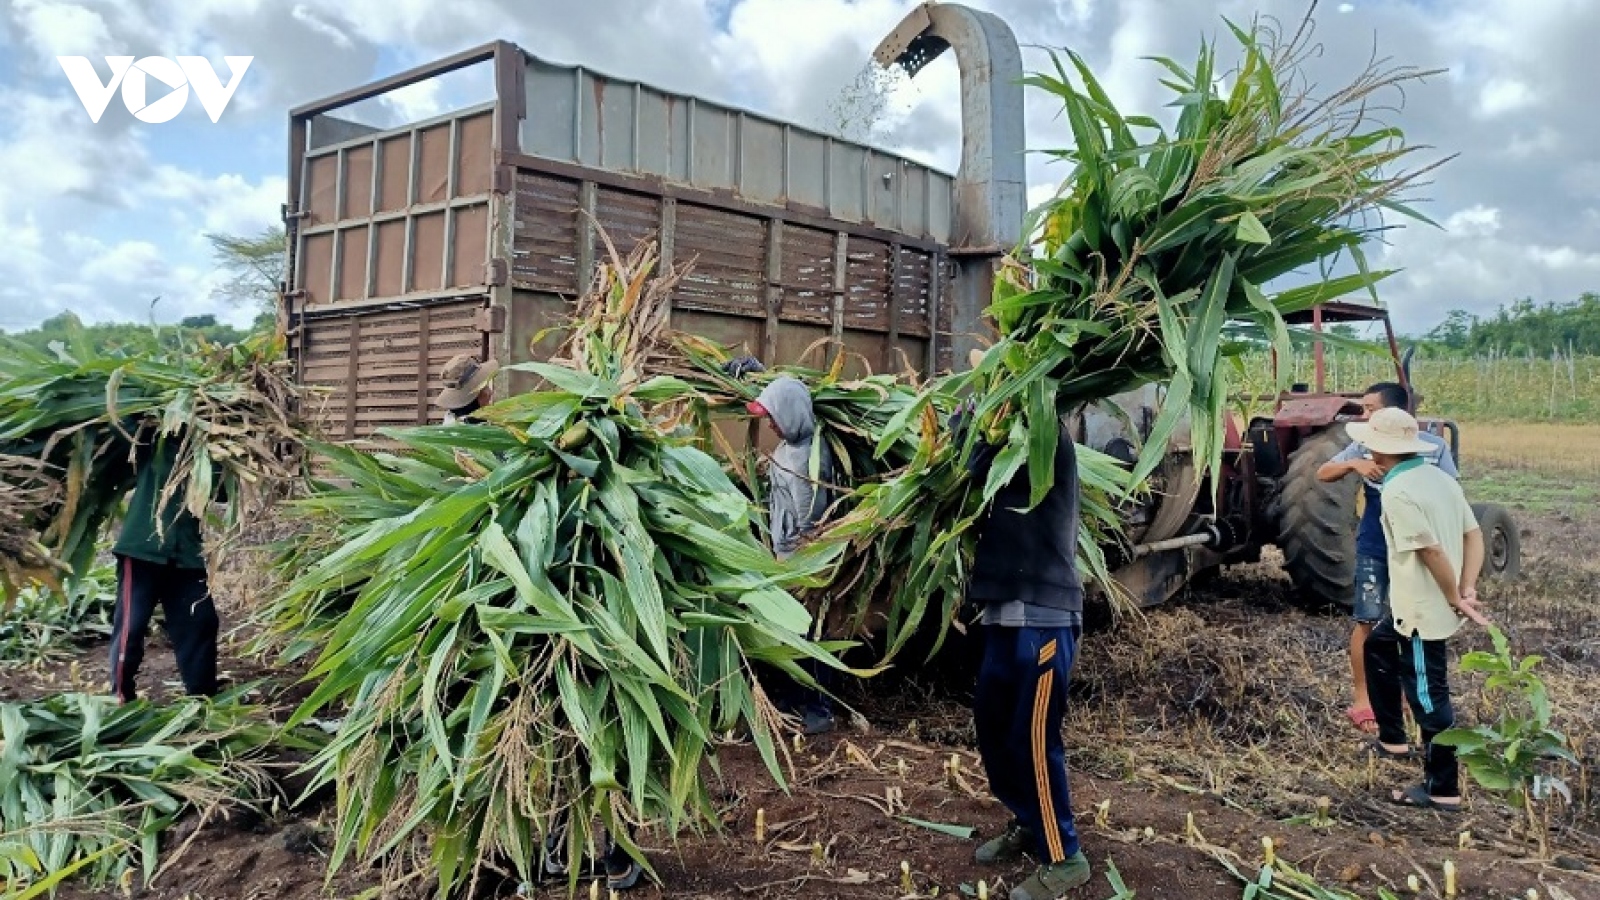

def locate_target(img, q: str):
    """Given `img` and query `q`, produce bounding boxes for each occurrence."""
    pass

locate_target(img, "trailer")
[281,42,981,446]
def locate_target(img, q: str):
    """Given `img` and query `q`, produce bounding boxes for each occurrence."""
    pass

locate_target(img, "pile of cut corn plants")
[0,691,310,893]
[0,560,115,667]
[270,239,857,898]
[0,328,302,584]
[819,8,1444,655]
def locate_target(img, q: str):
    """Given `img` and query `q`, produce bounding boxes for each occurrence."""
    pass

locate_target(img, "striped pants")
[108,554,219,703]
[974,625,1081,863]
[1366,628,1460,798]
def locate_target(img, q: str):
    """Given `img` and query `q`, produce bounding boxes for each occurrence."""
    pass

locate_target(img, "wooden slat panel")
[412,212,446,291]
[374,220,406,297]
[893,246,933,338]
[672,204,765,317]
[512,173,581,292]
[298,300,485,440]
[300,233,334,304]
[344,144,374,218]
[306,154,339,225]
[842,236,892,333]
[336,226,369,301]
[417,124,451,204]
[452,204,489,287]
[593,187,659,263]
[778,224,835,325]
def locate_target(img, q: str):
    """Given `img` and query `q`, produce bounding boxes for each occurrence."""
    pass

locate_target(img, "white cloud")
[1444,205,1501,237]
[290,4,353,49]
[10,0,112,58]
[383,79,444,123]
[1477,78,1535,117]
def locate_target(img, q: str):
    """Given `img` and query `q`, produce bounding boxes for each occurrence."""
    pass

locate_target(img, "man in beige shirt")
[1345,408,1488,812]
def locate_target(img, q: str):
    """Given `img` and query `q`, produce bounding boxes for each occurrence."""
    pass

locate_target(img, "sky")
[0,0,1595,337]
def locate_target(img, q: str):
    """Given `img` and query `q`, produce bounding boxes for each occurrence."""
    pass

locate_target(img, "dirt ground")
[9,458,1599,900]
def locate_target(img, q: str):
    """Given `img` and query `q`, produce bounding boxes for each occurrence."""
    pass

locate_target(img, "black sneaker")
[604,846,644,892]
[800,707,836,736]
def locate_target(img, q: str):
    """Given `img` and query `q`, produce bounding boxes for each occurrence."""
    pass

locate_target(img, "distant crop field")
[1237,350,1600,423]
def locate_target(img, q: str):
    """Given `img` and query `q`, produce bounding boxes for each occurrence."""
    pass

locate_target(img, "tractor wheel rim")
[1491,528,1509,570]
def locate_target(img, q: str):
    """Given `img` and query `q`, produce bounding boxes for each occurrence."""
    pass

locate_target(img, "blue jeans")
[974,625,1082,863]
[1352,555,1390,624]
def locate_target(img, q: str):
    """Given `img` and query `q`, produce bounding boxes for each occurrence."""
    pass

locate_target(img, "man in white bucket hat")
[1345,406,1486,813]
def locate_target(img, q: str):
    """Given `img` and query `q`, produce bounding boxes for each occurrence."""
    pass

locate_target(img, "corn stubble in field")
[267,240,861,897]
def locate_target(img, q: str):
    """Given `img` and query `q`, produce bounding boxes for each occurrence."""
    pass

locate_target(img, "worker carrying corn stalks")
[107,431,219,704]
[727,356,840,735]
[956,351,1092,900]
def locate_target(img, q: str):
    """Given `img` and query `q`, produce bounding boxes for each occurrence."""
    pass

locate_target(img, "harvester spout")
[873,2,1025,252]
[873,2,1026,367]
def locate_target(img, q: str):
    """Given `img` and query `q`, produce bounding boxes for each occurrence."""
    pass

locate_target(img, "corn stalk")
[0,455,65,603]
[0,691,311,892]
[269,239,862,898]
[0,561,115,667]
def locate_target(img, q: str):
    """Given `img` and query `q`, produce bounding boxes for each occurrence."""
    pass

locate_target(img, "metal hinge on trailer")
[485,258,510,287]
[281,202,309,224]
[475,304,506,334]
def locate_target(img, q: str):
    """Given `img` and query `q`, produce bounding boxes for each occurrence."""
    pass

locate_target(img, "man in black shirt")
[956,369,1092,900]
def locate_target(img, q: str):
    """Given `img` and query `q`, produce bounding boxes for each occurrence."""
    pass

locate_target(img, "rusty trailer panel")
[288,299,488,441]
[285,42,960,443]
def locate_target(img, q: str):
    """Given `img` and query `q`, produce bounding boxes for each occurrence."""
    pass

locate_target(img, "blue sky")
[1,0,1595,337]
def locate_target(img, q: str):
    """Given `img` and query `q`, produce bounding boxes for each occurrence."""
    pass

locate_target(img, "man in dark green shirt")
[108,434,219,702]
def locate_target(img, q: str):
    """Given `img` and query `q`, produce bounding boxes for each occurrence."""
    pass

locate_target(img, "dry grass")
[1459,422,1600,478]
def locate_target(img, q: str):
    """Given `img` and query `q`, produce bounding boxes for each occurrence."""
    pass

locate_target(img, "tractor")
[1248,301,1522,609]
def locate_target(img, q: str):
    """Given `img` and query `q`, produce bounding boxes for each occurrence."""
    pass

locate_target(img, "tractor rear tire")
[1471,503,1522,580]
[1271,425,1360,611]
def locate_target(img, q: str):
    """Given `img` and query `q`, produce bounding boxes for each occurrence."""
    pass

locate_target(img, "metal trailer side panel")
[517,54,954,244]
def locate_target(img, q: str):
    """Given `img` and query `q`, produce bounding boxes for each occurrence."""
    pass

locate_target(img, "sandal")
[1388,784,1462,813]
[1346,706,1378,735]
[1366,740,1417,761]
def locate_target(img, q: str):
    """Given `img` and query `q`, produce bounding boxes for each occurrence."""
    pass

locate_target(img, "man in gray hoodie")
[742,371,839,734]
[748,376,835,559]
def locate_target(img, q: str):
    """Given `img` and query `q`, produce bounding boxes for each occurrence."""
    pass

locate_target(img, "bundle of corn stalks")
[0,329,302,583]
[0,691,313,893]
[817,10,1442,654]
[0,455,65,602]
[663,336,932,512]
[270,239,857,898]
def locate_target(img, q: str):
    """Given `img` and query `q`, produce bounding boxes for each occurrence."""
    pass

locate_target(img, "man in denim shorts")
[1317,383,1456,735]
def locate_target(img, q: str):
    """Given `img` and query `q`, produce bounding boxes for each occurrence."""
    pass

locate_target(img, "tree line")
[1423,293,1600,356]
